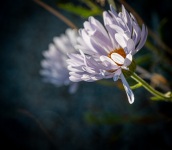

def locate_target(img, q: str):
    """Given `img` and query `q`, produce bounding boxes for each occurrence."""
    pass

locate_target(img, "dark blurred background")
[1,0,172,150]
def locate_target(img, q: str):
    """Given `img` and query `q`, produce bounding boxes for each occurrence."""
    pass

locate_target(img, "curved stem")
[131,73,172,101]
[130,82,142,90]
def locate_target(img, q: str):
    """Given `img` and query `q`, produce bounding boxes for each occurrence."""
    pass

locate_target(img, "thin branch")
[34,0,78,29]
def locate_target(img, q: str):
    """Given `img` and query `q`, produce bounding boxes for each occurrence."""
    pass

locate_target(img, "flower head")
[67,5,148,103]
[40,28,79,93]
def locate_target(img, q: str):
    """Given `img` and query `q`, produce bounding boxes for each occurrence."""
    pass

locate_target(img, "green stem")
[131,73,172,101]
[130,82,142,90]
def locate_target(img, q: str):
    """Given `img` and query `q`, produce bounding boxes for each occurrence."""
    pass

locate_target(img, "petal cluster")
[40,28,78,93]
[67,5,148,103]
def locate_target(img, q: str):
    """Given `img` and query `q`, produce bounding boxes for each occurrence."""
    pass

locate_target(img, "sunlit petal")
[121,73,134,104]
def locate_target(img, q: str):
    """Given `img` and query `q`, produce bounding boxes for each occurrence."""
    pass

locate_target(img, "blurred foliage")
[135,54,152,66]
[57,0,103,18]
[84,111,164,125]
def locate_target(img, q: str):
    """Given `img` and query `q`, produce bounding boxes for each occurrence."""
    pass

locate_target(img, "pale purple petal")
[89,16,110,40]
[126,39,135,53]
[111,53,125,64]
[68,65,84,73]
[113,69,121,81]
[135,24,148,52]
[80,29,97,53]
[69,76,82,82]
[121,73,134,104]
[110,4,118,17]
[90,38,109,55]
[100,56,118,66]
[115,33,127,48]
[121,5,132,34]
[124,53,132,66]
[109,24,124,34]
[65,28,78,46]
[100,56,119,71]
[40,28,79,92]
[132,23,141,45]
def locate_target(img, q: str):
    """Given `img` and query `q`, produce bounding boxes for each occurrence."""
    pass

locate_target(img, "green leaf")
[57,2,102,18]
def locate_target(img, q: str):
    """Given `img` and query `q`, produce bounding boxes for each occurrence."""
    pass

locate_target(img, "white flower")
[40,28,79,93]
[67,5,148,103]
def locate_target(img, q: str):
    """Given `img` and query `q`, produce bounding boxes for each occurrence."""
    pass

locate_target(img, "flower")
[67,5,148,103]
[40,28,79,93]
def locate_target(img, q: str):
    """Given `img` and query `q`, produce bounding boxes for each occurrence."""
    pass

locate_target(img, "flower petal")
[111,53,125,64]
[100,56,118,66]
[120,73,134,104]
[126,39,135,54]
[135,24,148,52]
[113,69,121,81]
[109,24,124,34]
[124,53,132,67]
[69,75,82,82]
[89,16,110,40]
[110,4,118,17]
[115,33,127,48]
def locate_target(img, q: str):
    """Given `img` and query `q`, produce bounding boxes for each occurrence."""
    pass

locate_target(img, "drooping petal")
[120,73,134,104]
[113,69,121,81]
